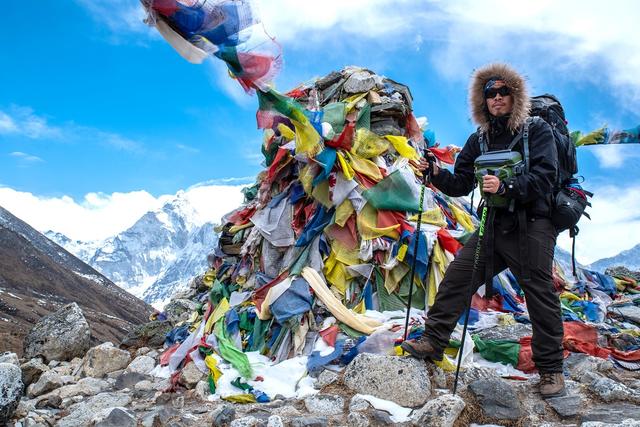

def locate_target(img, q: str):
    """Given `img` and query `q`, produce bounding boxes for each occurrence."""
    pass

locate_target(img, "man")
[402,63,565,398]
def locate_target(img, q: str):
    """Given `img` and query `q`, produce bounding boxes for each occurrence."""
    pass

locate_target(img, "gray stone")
[372,410,394,425]
[610,304,640,325]
[411,394,465,427]
[546,394,582,418]
[81,342,131,378]
[57,392,132,427]
[347,412,370,427]
[0,352,19,366]
[120,320,173,350]
[606,266,640,281]
[473,323,533,341]
[468,378,521,421]
[35,394,62,409]
[135,346,151,356]
[290,417,328,427]
[134,380,154,392]
[56,377,109,399]
[194,380,210,401]
[267,415,284,427]
[462,365,501,384]
[94,407,137,427]
[588,373,640,403]
[430,365,448,389]
[349,395,371,412]
[343,353,431,407]
[304,394,344,415]
[125,355,155,375]
[0,363,24,425]
[230,416,261,427]
[164,299,197,324]
[21,359,49,387]
[27,370,63,397]
[343,71,376,94]
[114,371,148,390]
[314,369,339,389]
[212,404,236,426]
[582,421,640,427]
[179,361,204,389]
[23,303,91,363]
[582,403,640,423]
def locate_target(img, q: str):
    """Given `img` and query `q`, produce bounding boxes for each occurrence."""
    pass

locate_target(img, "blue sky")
[1,0,639,263]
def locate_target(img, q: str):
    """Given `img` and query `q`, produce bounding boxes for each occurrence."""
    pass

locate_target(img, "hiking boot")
[539,372,566,398]
[400,335,442,361]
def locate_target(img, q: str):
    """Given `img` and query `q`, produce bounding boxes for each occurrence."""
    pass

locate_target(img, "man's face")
[485,80,513,117]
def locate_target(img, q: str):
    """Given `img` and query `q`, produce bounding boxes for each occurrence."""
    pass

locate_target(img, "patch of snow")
[7,292,22,300]
[356,394,412,423]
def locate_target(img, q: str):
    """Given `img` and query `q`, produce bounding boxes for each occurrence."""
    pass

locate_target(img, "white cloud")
[0,182,246,242]
[9,151,44,165]
[75,0,151,38]
[556,183,640,265]
[588,144,640,170]
[0,105,144,153]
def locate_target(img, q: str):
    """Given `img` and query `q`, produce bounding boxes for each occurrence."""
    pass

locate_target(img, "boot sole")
[400,342,441,361]
[541,388,567,399]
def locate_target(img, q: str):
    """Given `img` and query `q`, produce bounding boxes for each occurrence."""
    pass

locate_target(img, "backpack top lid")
[530,94,569,136]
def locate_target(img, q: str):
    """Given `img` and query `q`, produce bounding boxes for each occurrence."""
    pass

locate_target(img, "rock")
[304,394,344,415]
[136,346,151,356]
[430,365,448,389]
[546,394,582,418]
[349,395,371,412]
[120,320,173,350]
[267,415,284,427]
[230,416,260,427]
[606,266,640,282]
[0,352,19,366]
[194,380,210,401]
[314,369,339,389]
[125,355,156,375]
[473,323,533,341]
[610,305,640,325]
[56,377,109,399]
[0,363,23,425]
[94,407,137,427]
[23,303,91,363]
[114,371,148,390]
[164,299,197,324]
[290,416,328,427]
[81,342,131,378]
[211,404,236,426]
[21,358,49,387]
[344,71,376,94]
[462,365,501,384]
[347,412,370,427]
[35,394,63,409]
[179,362,204,389]
[589,374,640,403]
[410,394,465,427]
[582,421,640,427]
[372,410,394,425]
[134,380,154,392]
[27,370,63,397]
[582,403,640,423]
[343,353,431,407]
[57,392,132,427]
[468,378,521,421]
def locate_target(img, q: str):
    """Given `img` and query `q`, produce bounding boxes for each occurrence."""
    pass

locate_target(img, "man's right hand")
[414,157,439,176]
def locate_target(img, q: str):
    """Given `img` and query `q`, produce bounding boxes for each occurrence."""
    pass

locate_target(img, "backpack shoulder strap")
[522,117,532,173]
[478,129,488,154]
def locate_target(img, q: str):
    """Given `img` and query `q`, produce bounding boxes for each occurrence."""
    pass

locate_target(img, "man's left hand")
[482,175,501,194]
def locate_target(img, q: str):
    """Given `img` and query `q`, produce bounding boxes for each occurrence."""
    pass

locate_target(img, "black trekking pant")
[423,215,564,373]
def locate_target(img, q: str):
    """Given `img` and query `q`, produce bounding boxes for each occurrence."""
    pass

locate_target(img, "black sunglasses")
[485,86,511,99]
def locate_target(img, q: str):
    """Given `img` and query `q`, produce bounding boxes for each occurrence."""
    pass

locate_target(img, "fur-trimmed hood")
[469,63,531,133]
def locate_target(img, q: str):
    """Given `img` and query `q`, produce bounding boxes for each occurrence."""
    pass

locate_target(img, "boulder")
[588,373,640,403]
[114,371,148,390]
[125,355,156,375]
[55,377,109,399]
[473,323,533,341]
[163,299,197,324]
[343,353,431,407]
[20,358,49,387]
[27,370,63,397]
[81,342,131,378]
[93,407,137,427]
[0,352,19,366]
[411,394,466,427]
[304,394,345,415]
[179,361,204,389]
[23,302,91,362]
[314,369,339,389]
[468,378,521,421]
[211,404,236,426]
[546,394,582,418]
[119,320,172,350]
[344,71,376,94]
[57,392,132,427]
[0,363,23,425]
[581,403,640,424]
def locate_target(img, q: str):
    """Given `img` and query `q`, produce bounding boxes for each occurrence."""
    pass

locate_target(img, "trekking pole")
[452,171,491,395]
[403,152,433,342]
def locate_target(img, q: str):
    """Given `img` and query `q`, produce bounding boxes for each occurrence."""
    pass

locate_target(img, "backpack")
[529,94,593,274]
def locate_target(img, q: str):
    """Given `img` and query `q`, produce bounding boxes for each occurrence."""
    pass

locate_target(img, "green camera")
[474,149,525,208]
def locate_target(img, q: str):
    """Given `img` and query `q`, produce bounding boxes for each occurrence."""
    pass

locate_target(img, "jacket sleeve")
[430,133,479,197]
[502,119,557,203]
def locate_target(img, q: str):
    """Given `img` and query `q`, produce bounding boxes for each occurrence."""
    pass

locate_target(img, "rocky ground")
[2,302,640,427]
